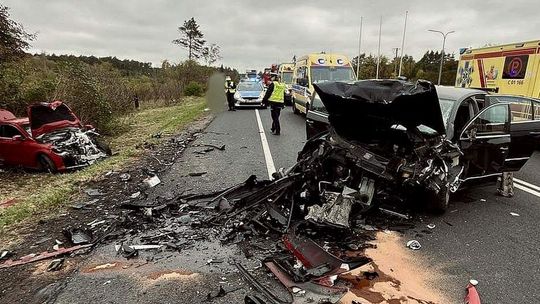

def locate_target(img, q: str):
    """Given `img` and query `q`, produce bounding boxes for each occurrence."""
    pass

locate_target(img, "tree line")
[351,50,458,85]
[0,6,238,135]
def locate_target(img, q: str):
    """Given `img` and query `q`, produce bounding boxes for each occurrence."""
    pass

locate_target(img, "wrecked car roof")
[0,109,16,122]
[313,79,446,137]
[28,101,81,137]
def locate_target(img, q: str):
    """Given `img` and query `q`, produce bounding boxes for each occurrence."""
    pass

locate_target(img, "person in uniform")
[225,76,237,111]
[262,73,285,135]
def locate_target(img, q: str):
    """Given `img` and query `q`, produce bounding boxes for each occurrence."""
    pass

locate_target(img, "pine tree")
[0,5,35,63]
[172,17,206,61]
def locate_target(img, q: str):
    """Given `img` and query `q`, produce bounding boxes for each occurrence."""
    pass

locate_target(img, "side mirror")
[12,135,24,141]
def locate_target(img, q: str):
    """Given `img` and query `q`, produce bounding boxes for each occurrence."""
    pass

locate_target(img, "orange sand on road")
[339,231,448,304]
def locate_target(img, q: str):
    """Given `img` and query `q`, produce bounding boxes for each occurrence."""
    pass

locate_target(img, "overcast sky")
[4,0,540,72]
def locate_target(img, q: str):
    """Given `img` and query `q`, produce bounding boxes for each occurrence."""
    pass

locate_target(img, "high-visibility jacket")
[269,81,285,103]
[225,81,236,93]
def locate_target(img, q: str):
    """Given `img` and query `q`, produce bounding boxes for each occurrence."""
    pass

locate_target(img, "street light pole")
[428,29,454,85]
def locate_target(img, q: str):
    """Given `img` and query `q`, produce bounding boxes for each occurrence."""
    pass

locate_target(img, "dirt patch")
[82,262,125,273]
[146,270,197,280]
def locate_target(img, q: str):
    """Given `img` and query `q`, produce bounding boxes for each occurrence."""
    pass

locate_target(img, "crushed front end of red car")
[0,101,110,172]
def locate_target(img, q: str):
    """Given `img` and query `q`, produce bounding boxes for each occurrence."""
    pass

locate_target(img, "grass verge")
[0,97,207,230]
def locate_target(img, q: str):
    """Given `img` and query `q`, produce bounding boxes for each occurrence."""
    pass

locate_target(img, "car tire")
[427,185,450,213]
[94,138,112,156]
[38,154,57,173]
[292,99,300,115]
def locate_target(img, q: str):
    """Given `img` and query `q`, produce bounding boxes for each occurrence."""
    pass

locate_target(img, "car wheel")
[38,154,57,173]
[293,99,300,115]
[427,185,450,213]
[94,138,112,155]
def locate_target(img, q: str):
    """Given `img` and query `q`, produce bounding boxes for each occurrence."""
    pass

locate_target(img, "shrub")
[184,81,203,96]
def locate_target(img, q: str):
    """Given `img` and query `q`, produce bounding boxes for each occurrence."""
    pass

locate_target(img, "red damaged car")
[0,101,111,172]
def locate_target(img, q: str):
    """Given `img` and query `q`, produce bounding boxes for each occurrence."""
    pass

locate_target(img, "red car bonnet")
[27,101,81,137]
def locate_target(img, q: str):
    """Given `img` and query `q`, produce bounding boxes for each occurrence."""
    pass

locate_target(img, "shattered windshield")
[438,98,456,126]
[310,66,355,83]
[237,82,263,91]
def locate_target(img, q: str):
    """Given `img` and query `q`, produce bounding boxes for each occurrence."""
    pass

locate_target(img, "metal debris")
[189,171,208,177]
[406,240,422,250]
[143,175,161,188]
[47,258,65,272]
[0,244,92,269]
[85,188,104,196]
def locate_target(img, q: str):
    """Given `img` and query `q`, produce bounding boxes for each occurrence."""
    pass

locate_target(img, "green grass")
[0,97,207,230]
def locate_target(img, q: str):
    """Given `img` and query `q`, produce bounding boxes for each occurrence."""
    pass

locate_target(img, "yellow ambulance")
[278,63,295,105]
[291,53,356,114]
[456,40,540,98]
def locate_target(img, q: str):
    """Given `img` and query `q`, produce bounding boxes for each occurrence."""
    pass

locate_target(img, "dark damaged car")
[0,101,111,172]
[302,79,540,211]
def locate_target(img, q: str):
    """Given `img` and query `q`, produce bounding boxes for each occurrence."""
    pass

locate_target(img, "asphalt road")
[49,106,540,303]
[202,106,540,303]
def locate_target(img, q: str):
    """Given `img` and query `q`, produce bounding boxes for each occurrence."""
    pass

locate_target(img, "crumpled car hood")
[28,101,81,137]
[313,79,446,139]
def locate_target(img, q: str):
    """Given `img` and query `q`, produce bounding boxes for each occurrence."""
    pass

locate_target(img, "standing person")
[262,74,285,135]
[224,76,237,111]
[133,94,140,110]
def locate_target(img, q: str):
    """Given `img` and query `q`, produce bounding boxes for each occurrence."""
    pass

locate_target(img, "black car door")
[305,93,329,139]
[459,103,511,177]
[486,95,540,171]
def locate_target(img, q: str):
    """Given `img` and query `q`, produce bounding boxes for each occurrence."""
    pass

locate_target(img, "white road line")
[255,109,276,179]
[514,183,540,198]
[514,178,540,192]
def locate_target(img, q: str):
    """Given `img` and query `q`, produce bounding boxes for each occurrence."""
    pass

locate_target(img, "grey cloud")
[4,0,540,72]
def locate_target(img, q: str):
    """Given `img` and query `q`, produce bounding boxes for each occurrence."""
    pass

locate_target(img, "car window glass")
[490,96,533,122]
[533,101,540,120]
[464,104,508,137]
[311,94,327,113]
[438,98,455,127]
[296,66,307,85]
[1,125,22,138]
[237,82,262,91]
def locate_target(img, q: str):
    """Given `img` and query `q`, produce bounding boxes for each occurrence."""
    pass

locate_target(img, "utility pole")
[398,11,408,77]
[428,29,455,85]
[356,17,363,80]
[392,47,400,76]
[376,16,382,79]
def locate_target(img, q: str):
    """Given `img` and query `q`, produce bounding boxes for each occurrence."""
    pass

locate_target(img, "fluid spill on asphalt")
[338,231,448,303]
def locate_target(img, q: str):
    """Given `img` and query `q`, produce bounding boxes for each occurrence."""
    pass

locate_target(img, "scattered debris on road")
[406,240,422,250]
[47,258,65,272]
[465,279,481,304]
[0,244,92,269]
[143,175,161,188]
